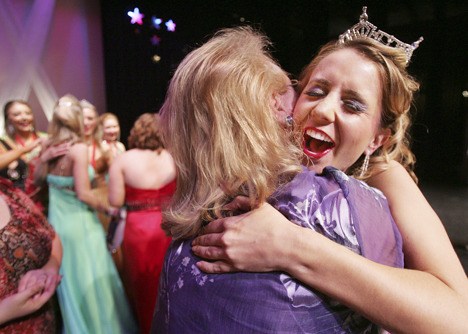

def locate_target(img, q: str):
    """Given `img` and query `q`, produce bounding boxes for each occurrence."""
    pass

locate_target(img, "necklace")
[14,132,37,147]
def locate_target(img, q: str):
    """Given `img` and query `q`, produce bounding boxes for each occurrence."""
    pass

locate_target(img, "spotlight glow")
[128,8,144,25]
[165,19,176,32]
[152,16,162,29]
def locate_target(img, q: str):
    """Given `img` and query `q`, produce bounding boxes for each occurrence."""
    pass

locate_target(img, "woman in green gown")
[35,94,137,334]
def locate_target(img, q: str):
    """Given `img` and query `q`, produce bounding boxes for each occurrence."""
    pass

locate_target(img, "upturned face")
[293,48,388,173]
[7,102,34,135]
[82,107,98,137]
[102,117,120,142]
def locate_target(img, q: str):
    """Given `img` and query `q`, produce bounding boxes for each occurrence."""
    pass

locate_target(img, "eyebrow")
[308,77,366,102]
[342,89,365,103]
[309,78,329,87]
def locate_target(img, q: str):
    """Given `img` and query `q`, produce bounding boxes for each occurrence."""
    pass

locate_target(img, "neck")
[84,136,93,145]
[14,131,34,144]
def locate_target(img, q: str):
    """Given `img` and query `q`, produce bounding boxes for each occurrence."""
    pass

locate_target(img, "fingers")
[196,260,237,274]
[198,219,227,235]
[223,196,252,211]
[43,273,61,295]
[21,283,44,299]
[18,270,50,293]
[50,144,70,158]
[192,245,225,260]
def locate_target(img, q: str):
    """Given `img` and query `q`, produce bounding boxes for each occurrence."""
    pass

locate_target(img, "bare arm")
[367,160,468,295]
[71,144,109,212]
[0,283,52,325]
[107,155,126,207]
[0,139,41,169]
[192,165,468,333]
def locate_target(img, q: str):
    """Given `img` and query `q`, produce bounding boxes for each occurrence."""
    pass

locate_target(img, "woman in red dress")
[108,113,176,334]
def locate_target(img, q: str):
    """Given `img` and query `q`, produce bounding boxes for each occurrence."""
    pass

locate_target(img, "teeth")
[306,129,333,143]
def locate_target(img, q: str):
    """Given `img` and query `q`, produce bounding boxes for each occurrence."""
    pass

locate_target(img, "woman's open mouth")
[302,128,335,159]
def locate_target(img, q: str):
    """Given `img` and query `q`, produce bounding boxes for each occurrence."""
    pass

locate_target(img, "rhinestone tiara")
[338,6,423,63]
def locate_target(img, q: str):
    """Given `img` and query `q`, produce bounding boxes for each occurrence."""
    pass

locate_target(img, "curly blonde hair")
[160,26,302,239]
[127,113,164,151]
[297,38,420,182]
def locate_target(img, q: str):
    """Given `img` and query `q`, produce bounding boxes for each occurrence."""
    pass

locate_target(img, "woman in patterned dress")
[0,177,62,333]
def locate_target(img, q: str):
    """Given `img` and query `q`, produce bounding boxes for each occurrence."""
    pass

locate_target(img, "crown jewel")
[338,6,423,63]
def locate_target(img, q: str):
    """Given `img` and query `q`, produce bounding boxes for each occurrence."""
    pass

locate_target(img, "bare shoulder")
[368,161,417,194]
[69,142,87,156]
[114,149,145,167]
[116,142,126,152]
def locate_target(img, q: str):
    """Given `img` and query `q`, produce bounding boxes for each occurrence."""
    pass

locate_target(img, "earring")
[285,115,294,127]
[359,154,370,178]
[7,124,15,136]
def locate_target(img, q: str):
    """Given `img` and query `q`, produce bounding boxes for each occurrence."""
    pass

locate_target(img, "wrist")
[279,224,320,276]
[275,223,303,272]
[0,296,16,325]
[106,207,120,217]
[42,258,60,275]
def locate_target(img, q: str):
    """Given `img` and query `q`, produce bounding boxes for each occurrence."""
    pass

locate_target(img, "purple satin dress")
[152,167,403,333]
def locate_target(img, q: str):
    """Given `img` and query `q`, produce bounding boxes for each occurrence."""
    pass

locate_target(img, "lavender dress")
[152,167,403,333]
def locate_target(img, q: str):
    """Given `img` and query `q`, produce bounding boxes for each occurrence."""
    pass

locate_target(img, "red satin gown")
[122,181,176,334]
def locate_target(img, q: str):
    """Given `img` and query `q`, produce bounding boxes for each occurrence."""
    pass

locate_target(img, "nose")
[310,95,336,125]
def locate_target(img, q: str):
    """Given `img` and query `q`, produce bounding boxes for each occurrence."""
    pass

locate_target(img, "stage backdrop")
[0,0,106,135]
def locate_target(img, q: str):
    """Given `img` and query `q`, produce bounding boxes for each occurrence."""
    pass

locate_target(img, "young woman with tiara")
[152,26,404,333]
[193,8,468,333]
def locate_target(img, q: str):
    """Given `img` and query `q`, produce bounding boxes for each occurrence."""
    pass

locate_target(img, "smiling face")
[293,48,388,173]
[6,102,34,136]
[82,107,98,137]
[102,116,120,142]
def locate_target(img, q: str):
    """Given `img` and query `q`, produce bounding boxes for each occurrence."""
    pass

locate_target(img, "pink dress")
[122,181,175,334]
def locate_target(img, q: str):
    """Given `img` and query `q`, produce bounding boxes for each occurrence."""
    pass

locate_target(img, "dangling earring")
[285,115,294,127]
[359,154,370,178]
[7,124,15,136]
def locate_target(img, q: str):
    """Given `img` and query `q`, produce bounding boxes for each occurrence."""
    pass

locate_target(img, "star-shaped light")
[150,35,161,46]
[165,19,176,32]
[152,16,163,30]
[128,7,144,25]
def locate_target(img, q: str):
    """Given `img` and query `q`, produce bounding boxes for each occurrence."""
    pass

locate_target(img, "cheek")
[8,115,18,123]
[343,120,375,148]
[292,99,308,124]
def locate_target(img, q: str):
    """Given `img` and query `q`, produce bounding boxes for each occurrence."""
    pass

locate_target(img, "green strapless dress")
[47,169,137,334]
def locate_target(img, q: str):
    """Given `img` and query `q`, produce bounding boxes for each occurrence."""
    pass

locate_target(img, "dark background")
[100,0,468,185]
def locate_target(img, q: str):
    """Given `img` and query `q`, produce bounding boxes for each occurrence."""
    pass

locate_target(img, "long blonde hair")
[297,38,420,182]
[160,26,302,239]
[46,94,84,147]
